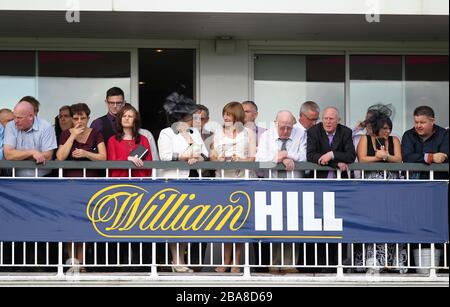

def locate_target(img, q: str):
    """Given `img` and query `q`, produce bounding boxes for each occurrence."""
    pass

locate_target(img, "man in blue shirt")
[402,106,448,179]
[3,100,57,177]
[0,124,4,160]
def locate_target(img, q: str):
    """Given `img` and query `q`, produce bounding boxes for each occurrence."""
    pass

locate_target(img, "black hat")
[163,92,198,125]
[367,103,394,119]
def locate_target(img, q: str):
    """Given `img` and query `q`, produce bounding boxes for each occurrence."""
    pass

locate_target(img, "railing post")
[430,243,437,278]
[57,242,64,279]
[337,243,344,278]
[244,242,251,278]
[151,242,158,278]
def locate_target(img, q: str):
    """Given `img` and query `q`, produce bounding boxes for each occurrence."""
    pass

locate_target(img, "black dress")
[364,135,399,179]
[355,135,407,272]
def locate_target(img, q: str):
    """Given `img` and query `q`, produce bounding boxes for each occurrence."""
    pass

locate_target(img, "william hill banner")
[0,179,448,243]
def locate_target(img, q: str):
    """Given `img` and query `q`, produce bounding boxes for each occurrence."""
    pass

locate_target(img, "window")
[0,50,131,125]
[0,51,36,110]
[38,51,131,125]
[349,55,403,137]
[405,56,449,128]
[254,54,345,128]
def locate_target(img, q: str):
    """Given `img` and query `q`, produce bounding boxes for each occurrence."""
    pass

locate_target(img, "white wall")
[116,0,448,15]
[2,0,447,15]
[198,40,250,125]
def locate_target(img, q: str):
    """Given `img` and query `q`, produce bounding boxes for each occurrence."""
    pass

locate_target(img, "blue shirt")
[0,125,4,160]
[4,117,57,177]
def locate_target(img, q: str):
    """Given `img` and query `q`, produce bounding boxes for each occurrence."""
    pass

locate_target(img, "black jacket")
[307,123,356,178]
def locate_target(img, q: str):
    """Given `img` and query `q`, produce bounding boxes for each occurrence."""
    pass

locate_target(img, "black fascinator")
[367,103,394,119]
[163,92,199,126]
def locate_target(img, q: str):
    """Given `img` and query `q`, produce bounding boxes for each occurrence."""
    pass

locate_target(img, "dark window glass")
[38,51,130,78]
[138,49,195,138]
[0,51,35,76]
[350,55,402,80]
[406,55,449,81]
[306,55,345,82]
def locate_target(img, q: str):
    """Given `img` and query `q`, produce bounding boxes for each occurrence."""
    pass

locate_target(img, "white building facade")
[0,0,448,137]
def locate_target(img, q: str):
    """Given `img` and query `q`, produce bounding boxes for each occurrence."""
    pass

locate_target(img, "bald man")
[0,108,14,127]
[257,110,305,177]
[3,101,57,177]
[255,110,303,274]
[307,107,356,178]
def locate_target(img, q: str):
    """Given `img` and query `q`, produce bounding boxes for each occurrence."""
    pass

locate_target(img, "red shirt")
[107,135,152,178]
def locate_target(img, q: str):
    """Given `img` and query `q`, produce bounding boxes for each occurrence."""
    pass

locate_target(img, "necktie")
[327,134,336,178]
[281,139,288,151]
[328,134,334,146]
[279,139,288,178]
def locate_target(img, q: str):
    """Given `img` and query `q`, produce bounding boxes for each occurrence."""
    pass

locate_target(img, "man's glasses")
[301,113,319,122]
[107,101,125,106]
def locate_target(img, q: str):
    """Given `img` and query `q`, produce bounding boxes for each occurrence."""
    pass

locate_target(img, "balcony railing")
[0,161,448,285]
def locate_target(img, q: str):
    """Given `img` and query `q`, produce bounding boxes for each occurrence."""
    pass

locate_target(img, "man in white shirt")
[294,101,320,158]
[257,111,304,179]
[256,110,302,274]
[242,101,266,147]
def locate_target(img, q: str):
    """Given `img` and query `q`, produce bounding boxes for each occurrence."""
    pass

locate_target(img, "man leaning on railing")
[401,106,449,180]
[3,99,57,177]
[256,110,303,274]
[2,98,58,270]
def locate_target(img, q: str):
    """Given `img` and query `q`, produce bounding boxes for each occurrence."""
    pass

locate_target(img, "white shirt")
[213,127,254,178]
[139,129,160,161]
[158,127,208,178]
[256,126,305,178]
[293,122,308,162]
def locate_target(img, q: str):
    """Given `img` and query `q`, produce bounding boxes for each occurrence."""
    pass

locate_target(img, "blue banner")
[0,179,448,243]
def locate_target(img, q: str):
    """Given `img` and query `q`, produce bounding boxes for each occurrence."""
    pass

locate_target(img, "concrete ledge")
[0,273,448,287]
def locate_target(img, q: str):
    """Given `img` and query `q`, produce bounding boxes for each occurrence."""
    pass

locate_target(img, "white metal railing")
[0,161,448,284]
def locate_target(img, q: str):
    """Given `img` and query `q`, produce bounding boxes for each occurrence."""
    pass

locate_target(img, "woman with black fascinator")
[354,105,407,273]
[352,103,395,150]
[157,92,209,273]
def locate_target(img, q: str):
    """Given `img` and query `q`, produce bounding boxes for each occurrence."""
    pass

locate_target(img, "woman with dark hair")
[357,113,402,178]
[158,92,208,273]
[57,103,107,177]
[56,103,107,273]
[158,92,208,179]
[55,105,73,145]
[355,111,407,273]
[106,104,153,269]
[107,104,152,178]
